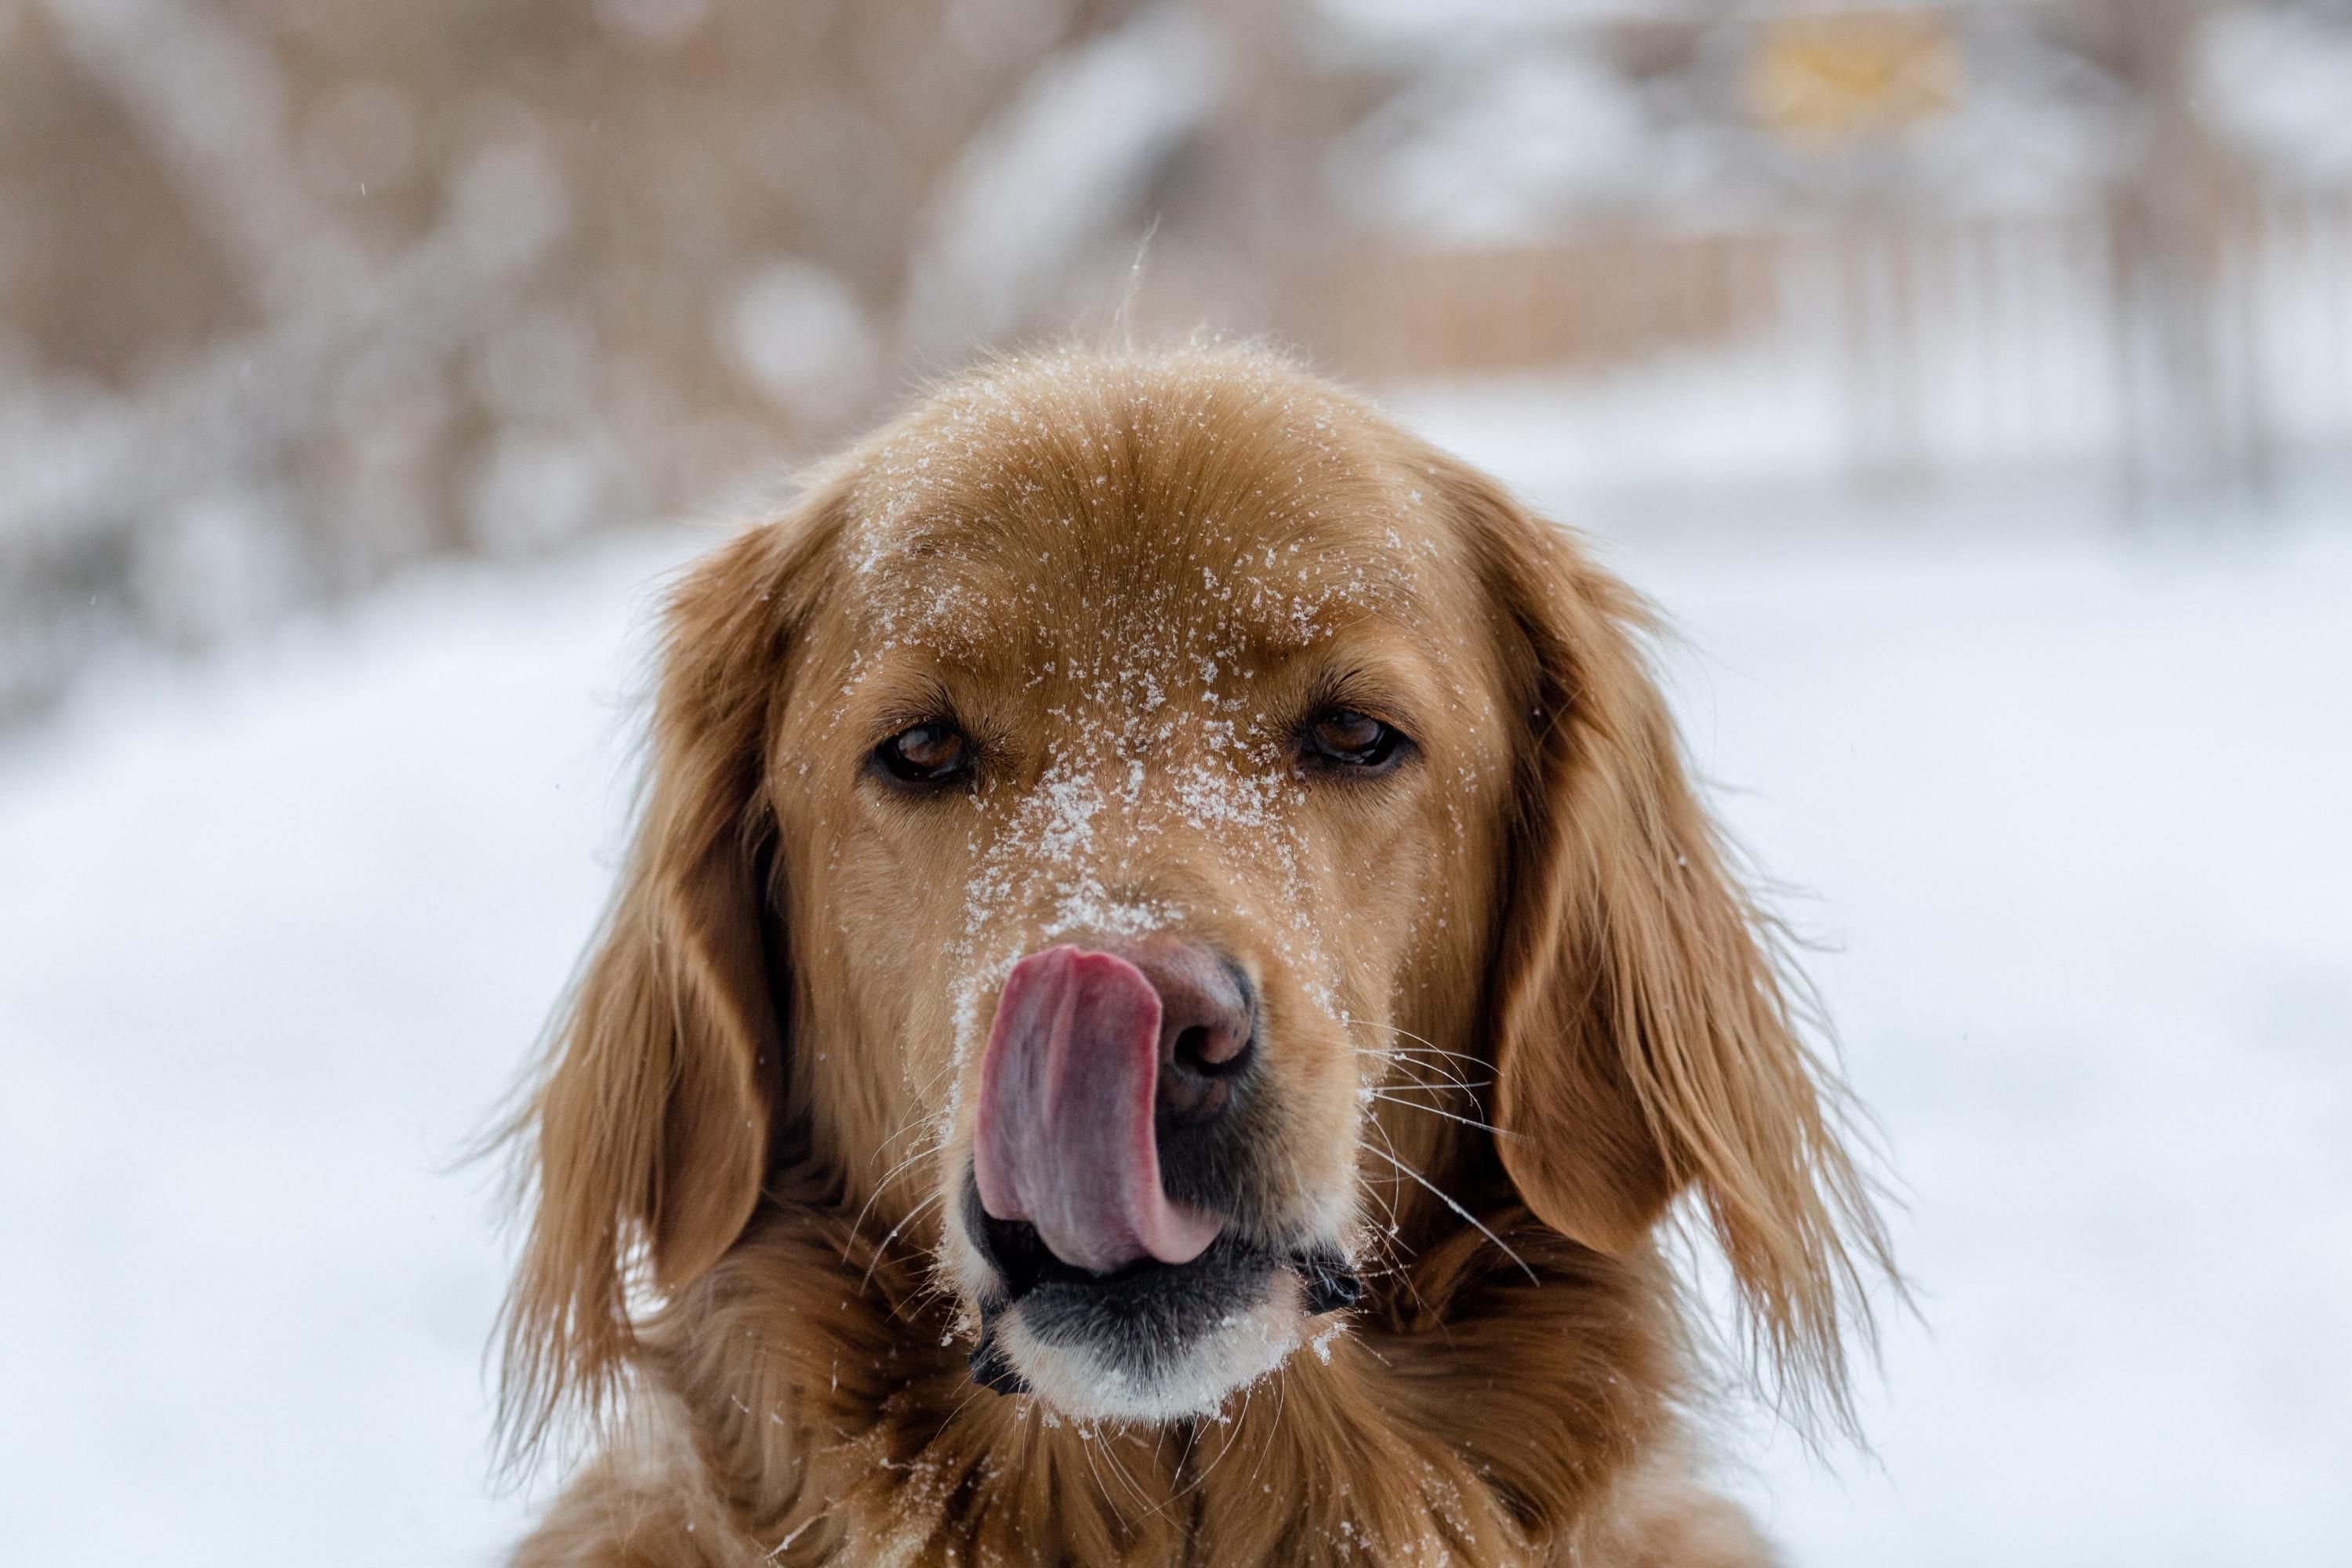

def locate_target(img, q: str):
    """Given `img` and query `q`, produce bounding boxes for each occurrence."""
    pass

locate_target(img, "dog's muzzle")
[964,942,1358,1401]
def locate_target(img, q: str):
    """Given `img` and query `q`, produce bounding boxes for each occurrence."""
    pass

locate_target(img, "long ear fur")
[1446,457,1896,1430]
[493,505,837,1462]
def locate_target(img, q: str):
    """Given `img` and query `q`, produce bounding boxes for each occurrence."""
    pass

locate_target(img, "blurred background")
[2,2,2347,1563]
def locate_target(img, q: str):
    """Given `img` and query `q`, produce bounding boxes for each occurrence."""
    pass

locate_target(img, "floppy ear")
[1444,457,1893,1423]
[495,505,837,1458]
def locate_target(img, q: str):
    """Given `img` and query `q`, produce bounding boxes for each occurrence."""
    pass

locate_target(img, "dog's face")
[768,365,1517,1416]
[499,348,1886,1457]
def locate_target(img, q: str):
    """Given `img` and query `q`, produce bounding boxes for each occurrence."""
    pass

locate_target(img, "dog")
[492,344,1893,1566]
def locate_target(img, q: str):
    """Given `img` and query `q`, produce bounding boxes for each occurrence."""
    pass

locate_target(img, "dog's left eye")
[1301,708,1409,772]
[873,722,975,789]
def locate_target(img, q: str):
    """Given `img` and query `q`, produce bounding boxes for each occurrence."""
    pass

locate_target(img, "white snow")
[0,536,694,1561]
[1644,515,2352,1564]
[3,485,2349,1562]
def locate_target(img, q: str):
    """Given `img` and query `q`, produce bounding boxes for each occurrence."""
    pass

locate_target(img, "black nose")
[1125,939,1255,1126]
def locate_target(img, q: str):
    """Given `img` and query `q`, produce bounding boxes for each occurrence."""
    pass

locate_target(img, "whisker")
[1350,1039,1487,1095]
[1356,1059,1479,1100]
[872,1058,960,1152]
[1155,1404,1222,1515]
[1370,1074,1494,1097]
[1366,1091,1509,1138]
[1098,1429,1154,1512]
[1354,1109,1446,1323]
[1079,1420,1157,1515]
[841,1129,944,1258]
[931,1377,1005,1439]
[858,1189,944,1295]
[1363,1145,1537,1284]
[839,1058,964,1250]
[1159,1377,1248,1501]
[1242,1370,1284,1492]
[1356,1110,1408,1238]
[1346,1024,1486,1069]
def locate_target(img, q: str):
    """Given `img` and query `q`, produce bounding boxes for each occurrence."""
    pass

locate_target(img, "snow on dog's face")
[499,348,1890,1557]
[499,347,1887,1465]
[764,353,1517,1420]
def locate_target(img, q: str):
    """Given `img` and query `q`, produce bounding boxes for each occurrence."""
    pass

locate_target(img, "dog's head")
[498,347,1886,1446]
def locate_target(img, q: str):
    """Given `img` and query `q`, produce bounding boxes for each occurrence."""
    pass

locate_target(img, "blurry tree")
[0,0,1225,719]
[5,0,2350,721]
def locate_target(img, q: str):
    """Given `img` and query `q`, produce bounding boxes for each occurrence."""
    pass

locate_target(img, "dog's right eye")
[1300,707,1410,774]
[873,722,975,790]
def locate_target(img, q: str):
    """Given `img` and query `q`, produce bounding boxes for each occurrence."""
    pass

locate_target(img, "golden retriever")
[493,344,1893,1566]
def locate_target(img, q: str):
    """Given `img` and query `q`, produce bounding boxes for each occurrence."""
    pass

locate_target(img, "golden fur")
[492,345,1893,1566]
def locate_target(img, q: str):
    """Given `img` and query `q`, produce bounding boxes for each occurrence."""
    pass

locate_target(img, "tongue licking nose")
[973,946,1225,1274]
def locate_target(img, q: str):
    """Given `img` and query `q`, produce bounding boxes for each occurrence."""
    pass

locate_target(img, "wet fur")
[494,345,1893,1566]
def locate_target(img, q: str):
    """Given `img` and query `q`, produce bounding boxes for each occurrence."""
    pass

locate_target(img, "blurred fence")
[5,0,2352,724]
[1290,194,2352,491]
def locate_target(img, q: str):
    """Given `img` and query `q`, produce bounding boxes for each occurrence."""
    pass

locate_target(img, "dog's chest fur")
[517,1208,1743,1568]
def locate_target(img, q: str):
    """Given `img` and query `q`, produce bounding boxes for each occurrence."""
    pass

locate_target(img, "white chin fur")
[997,1290,1304,1423]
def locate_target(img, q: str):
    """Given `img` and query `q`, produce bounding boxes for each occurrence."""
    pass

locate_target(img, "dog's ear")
[1442,456,1893,1425]
[495,497,840,1460]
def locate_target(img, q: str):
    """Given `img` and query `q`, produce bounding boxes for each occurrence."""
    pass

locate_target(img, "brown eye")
[873,721,975,789]
[1302,708,1408,772]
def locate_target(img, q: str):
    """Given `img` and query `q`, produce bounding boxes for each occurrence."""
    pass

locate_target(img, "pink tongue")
[974,946,1224,1274]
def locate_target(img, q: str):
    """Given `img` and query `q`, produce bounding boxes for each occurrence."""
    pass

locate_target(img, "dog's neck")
[604,1206,1682,1567]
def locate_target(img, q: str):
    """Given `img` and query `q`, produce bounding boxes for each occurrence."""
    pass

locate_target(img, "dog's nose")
[973,944,1227,1273]
[1124,938,1255,1124]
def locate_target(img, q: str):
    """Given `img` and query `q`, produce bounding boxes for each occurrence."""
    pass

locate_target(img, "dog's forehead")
[840,506,1439,666]
[830,361,1455,668]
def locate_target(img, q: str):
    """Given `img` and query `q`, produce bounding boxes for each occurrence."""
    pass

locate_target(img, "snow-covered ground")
[2,485,2348,1564]
[1643,519,2352,1563]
